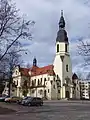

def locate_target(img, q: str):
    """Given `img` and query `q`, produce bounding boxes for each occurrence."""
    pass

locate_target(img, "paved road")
[0,100,90,120]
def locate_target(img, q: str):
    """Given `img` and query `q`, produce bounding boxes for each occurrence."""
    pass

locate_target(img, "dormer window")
[16,70,18,75]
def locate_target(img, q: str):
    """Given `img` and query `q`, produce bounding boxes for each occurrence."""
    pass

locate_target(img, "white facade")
[53,39,73,99]
[11,66,58,100]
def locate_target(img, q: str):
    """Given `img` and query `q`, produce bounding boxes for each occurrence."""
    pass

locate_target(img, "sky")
[13,0,90,76]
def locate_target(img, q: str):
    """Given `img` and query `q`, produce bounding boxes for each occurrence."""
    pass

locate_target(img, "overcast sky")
[13,0,90,75]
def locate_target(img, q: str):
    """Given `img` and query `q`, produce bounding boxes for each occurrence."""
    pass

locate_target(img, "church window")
[32,90,35,93]
[57,82,59,86]
[66,64,69,72]
[48,77,50,81]
[16,70,18,75]
[48,89,49,93]
[51,81,53,85]
[24,80,27,86]
[65,44,67,52]
[57,44,59,52]
[17,80,18,86]
[14,81,15,85]
[44,78,46,85]
[77,87,78,91]
[58,90,60,93]
[40,90,43,95]
[41,78,42,84]
[44,78,46,81]
[12,89,14,92]
[34,79,36,85]
[38,79,39,85]
[54,77,55,81]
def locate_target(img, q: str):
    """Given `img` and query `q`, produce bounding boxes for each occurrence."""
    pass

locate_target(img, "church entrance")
[65,91,70,98]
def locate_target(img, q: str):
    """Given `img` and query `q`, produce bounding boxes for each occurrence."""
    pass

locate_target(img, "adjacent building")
[79,80,90,100]
[72,73,80,99]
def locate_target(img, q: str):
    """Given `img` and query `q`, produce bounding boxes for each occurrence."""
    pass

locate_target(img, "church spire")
[56,10,68,43]
[59,10,65,29]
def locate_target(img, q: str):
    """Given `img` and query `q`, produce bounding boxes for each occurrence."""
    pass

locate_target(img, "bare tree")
[0,0,35,61]
[78,38,90,65]
[0,0,35,95]
[0,44,24,95]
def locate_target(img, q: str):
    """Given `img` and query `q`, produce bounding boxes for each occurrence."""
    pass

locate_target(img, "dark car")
[22,97,43,106]
[17,96,31,104]
[0,95,10,102]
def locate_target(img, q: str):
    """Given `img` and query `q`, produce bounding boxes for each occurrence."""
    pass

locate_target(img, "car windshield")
[23,97,28,100]
[26,97,32,101]
[23,97,31,100]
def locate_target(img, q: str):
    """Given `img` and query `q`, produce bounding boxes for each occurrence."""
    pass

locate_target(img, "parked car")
[21,97,43,106]
[0,95,10,102]
[5,96,22,103]
[17,96,31,104]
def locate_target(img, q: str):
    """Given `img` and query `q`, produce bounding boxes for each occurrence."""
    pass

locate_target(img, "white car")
[4,96,12,102]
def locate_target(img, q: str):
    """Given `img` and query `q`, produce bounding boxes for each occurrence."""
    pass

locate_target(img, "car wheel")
[28,103,31,106]
[40,103,43,106]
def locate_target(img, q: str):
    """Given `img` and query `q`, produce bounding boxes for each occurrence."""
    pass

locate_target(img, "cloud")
[13,0,90,74]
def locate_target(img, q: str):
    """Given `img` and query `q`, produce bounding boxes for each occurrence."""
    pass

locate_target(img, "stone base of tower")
[60,86,73,99]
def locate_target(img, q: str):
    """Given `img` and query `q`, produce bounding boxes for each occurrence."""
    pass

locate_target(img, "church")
[11,10,80,100]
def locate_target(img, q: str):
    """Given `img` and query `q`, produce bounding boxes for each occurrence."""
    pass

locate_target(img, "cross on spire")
[59,10,65,28]
[61,10,63,16]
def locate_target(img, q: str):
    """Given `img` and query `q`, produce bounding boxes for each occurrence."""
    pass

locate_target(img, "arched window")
[57,75,59,80]
[40,89,43,95]
[54,77,55,81]
[65,44,67,52]
[44,78,46,81]
[32,80,34,86]
[66,64,69,72]
[44,78,46,85]
[38,79,39,85]
[24,80,27,86]
[17,80,18,86]
[57,44,59,52]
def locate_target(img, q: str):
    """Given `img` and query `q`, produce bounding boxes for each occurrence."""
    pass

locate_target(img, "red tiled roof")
[19,65,55,77]
[31,65,55,76]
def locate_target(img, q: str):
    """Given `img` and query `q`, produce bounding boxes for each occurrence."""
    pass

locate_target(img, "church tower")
[53,10,73,99]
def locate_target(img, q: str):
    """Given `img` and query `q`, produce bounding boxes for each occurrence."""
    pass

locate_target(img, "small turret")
[33,57,37,66]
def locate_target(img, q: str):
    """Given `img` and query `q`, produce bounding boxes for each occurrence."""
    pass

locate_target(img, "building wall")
[30,74,57,100]
[80,80,90,99]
